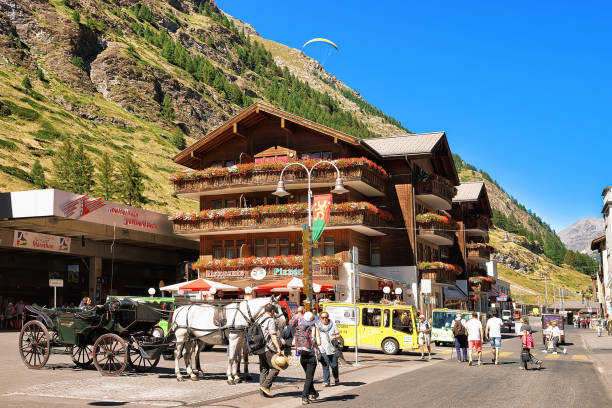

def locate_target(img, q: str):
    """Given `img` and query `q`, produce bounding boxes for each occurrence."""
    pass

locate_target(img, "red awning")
[179,278,239,292]
[254,277,333,292]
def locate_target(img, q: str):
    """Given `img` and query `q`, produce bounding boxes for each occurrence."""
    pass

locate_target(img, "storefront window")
[362,308,381,327]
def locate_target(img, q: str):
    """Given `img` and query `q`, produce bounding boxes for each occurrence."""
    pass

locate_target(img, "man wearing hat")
[259,303,284,398]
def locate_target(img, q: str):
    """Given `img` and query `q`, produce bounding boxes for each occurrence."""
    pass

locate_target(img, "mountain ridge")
[559,217,604,254]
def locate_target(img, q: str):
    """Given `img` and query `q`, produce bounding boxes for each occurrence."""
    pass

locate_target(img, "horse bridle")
[244,298,284,325]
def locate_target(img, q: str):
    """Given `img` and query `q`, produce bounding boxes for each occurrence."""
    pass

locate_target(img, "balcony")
[415,179,455,210]
[468,276,494,293]
[171,157,387,198]
[465,217,490,239]
[418,262,461,286]
[416,214,456,246]
[171,202,391,237]
[466,244,493,263]
[193,255,340,281]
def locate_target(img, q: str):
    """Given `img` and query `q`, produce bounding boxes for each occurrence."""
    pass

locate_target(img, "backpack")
[294,324,315,353]
[452,320,465,336]
[246,316,271,355]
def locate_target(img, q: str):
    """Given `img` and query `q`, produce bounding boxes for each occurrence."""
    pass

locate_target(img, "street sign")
[49,279,63,287]
[496,295,508,301]
[421,279,432,294]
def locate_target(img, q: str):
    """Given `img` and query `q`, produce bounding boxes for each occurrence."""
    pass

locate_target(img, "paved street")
[1,318,610,407]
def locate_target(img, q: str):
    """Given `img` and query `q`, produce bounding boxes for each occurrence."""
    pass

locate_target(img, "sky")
[217,0,611,232]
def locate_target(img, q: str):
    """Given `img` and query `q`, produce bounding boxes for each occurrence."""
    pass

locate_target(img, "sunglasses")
[321,316,329,319]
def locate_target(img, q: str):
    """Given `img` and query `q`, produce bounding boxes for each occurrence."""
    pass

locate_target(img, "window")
[417,244,424,262]
[321,151,332,159]
[323,236,335,256]
[224,160,235,167]
[298,194,308,203]
[251,197,265,207]
[309,152,321,159]
[383,309,390,327]
[276,196,288,205]
[279,238,289,255]
[212,240,223,259]
[225,199,236,208]
[224,240,235,258]
[267,239,277,257]
[212,200,223,209]
[255,239,265,257]
[371,241,381,266]
[392,309,413,334]
[362,308,381,327]
[213,240,244,259]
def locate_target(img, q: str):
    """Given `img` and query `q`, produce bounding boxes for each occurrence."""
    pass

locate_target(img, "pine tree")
[563,250,577,267]
[21,76,32,90]
[95,152,117,200]
[72,143,94,194]
[52,140,75,191]
[117,155,146,206]
[170,127,186,150]
[71,9,80,24]
[30,159,45,189]
[161,94,174,120]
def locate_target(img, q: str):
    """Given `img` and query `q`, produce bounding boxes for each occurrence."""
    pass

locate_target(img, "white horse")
[170,296,286,383]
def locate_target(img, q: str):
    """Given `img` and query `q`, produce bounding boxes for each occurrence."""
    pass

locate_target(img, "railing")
[416,220,455,244]
[415,179,455,203]
[469,281,492,293]
[467,246,492,261]
[172,160,387,196]
[465,217,489,231]
[420,268,456,285]
[173,209,389,235]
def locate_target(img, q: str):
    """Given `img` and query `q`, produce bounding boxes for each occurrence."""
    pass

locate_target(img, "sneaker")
[537,360,543,369]
[468,360,473,366]
[333,378,340,386]
[563,348,567,355]
[477,360,481,366]
[260,387,273,398]
[519,366,525,370]
[302,397,311,405]
[457,359,463,363]
[552,352,558,355]
[323,383,331,387]
[495,360,499,365]
[428,354,431,360]
[420,355,425,360]
[309,392,320,401]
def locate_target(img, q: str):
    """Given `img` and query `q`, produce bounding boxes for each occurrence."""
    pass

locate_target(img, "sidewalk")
[580,328,612,394]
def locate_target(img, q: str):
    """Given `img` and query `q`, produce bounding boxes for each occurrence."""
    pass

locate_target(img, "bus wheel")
[382,338,399,355]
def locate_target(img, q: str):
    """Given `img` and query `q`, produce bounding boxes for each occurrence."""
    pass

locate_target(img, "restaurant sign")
[13,230,71,253]
[204,270,245,279]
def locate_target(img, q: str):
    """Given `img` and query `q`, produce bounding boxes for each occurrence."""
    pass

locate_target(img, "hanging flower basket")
[468,276,496,284]
[193,255,342,271]
[417,261,463,274]
[169,157,389,182]
[416,213,457,225]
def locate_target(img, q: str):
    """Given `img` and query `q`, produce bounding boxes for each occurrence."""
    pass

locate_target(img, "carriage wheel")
[71,345,93,368]
[93,334,127,376]
[127,345,160,373]
[19,320,51,369]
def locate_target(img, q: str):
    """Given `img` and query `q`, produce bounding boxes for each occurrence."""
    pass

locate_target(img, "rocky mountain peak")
[559,217,605,253]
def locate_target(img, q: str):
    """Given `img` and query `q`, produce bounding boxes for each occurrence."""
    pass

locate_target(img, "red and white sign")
[204,270,245,279]
[13,230,71,253]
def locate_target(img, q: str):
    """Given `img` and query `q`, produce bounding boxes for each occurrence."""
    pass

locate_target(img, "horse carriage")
[18,297,168,376]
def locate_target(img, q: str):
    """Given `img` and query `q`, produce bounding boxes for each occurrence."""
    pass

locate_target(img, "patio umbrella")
[159,279,199,293]
[179,278,240,292]
[254,277,333,293]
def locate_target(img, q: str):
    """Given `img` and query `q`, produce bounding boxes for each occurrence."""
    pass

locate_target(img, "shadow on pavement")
[88,402,129,406]
[322,394,359,402]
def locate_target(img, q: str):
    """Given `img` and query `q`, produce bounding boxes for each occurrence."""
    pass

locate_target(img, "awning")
[160,279,199,292]
[179,278,240,292]
[254,277,333,293]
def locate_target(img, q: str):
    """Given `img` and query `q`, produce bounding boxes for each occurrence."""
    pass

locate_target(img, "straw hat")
[271,354,289,370]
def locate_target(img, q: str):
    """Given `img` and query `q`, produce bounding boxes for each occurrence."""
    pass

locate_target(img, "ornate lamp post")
[273,160,348,309]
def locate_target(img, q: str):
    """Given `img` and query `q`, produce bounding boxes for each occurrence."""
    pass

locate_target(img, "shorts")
[468,340,482,352]
[418,334,431,346]
[490,337,502,348]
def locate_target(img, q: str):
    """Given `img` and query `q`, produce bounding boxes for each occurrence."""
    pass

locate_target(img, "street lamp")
[395,287,403,301]
[148,287,155,297]
[273,160,348,308]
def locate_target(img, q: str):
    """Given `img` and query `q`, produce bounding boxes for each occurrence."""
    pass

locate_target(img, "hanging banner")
[13,230,71,253]
[311,194,332,243]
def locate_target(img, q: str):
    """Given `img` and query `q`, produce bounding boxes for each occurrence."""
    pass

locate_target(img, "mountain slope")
[559,217,604,254]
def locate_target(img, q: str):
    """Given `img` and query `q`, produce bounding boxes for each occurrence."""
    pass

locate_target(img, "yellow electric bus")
[322,303,418,355]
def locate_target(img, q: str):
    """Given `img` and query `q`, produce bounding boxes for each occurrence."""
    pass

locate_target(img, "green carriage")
[18,298,168,376]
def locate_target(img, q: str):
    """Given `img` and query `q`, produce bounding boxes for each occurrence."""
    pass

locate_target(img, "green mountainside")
[0,0,592,299]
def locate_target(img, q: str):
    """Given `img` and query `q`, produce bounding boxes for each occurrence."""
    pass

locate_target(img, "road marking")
[545,354,560,360]
[572,355,588,360]
[499,351,513,357]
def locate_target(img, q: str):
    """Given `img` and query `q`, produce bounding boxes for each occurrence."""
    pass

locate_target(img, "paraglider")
[302,38,339,50]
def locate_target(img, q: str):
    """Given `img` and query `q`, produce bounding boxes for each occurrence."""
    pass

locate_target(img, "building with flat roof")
[0,189,198,307]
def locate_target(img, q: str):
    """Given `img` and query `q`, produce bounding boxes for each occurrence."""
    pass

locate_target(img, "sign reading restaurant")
[204,267,320,279]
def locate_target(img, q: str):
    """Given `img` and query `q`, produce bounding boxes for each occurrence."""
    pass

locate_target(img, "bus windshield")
[433,311,456,329]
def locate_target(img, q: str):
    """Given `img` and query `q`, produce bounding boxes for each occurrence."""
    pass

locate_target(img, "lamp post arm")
[310,160,342,179]
[279,162,311,180]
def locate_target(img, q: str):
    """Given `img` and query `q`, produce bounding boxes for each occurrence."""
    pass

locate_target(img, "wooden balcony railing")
[171,158,387,197]
[172,204,391,236]
[467,246,493,262]
[465,217,490,231]
[416,220,455,246]
[420,269,457,285]
[415,179,455,210]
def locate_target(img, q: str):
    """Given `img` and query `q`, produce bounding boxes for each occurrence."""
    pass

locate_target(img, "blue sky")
[218,1,611,232]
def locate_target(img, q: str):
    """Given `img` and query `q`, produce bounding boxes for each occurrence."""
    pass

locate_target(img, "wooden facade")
[171,102,468,304]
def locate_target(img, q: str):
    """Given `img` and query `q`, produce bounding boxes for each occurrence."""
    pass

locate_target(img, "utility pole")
[544,276,549,313]
[552,280,556,312]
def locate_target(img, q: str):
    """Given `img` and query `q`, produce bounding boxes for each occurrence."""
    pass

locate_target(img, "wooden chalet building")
[450,182,494,312]
[169,102,463,306]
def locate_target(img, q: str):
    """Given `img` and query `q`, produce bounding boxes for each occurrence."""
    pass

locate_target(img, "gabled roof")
[173,102,377,168]
[591,234,606,251]
[453,182,492,218]
[362,132,444,157]
[453,182,485,202]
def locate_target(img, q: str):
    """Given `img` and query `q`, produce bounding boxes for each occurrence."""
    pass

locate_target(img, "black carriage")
[18,298,169,376]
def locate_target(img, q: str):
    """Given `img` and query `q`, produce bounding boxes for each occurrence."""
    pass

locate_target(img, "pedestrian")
[5,303,16,329]
[485,311,504,364]
[291,306,305,326]
[295,311,321,405]
[596,319,603,337]
[417,315,432,360]
[464,312,483,366]
[16,300,25,329]
[519,317,542,370]
[258,304,283,398]
[280,320,296,357]
[549,320,566,354]
[451,313,468,362]
[316,311,341,387]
